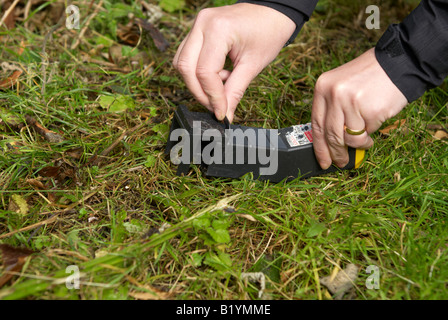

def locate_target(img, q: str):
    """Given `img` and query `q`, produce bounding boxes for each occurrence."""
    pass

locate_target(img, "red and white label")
[285,123,313,147]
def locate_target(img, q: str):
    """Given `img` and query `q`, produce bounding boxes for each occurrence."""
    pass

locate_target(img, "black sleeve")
[375,0,448,102]
[236,0,318,45]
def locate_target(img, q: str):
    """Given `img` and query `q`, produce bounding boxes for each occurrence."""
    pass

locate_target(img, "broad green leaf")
[152,123,169,135]
[203,251,232,271]
[9,194,28,215]
[159,0,185,13]
[149,107,157,117]
[99,95,135,113]
[191,252,203,267]
[206,227,230,244]
[192,216,211,230]
[144,154,157,168]
[123,220,145,234]
[306,220,326,237]
[95,35,114,48]
[212,219,230,230]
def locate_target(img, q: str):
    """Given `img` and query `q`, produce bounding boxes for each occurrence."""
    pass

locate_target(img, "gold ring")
[344,125,366,136]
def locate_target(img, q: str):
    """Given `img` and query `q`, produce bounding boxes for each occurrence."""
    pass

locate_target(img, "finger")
[219,69,231,82]
[222,62,260,122]
[173,29,212,110]
[311,93,332,170]
[343,110,374,149]
[173,35,188,67]
[324,101,348,168]
[196,36,229,120]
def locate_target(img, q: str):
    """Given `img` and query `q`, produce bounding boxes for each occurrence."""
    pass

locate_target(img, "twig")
[0,0,20,28]
[0,214,58,240]
[0,190,98,240]
[23,0,32,29]
[88,120,148,166]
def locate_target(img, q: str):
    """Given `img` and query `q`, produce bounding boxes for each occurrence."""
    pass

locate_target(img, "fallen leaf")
[0,107,22,129]
[8,194,29,215]
[117,24,140,46]
[0,244,36,289]
[426,123,445,131]
[108,44,123,64]
[64,147,84,160]
[24,115,64,143]
[0,70,22,89]
[136,18,169,52]
[320,263,359,300]
[37,161,78,188]
[433,130,448,140]
[379,119,406,135]
[26,178,46,190]
[38,166,60,177]
[0,138,23,153]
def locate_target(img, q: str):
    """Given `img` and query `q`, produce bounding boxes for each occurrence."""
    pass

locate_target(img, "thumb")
[222,63,261,122]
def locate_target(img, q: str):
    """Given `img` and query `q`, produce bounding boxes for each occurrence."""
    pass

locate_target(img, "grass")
[0,0,447,300]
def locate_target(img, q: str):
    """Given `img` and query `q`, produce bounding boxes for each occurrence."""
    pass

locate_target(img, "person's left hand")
[311,48,408,169]
[172,4,296,122]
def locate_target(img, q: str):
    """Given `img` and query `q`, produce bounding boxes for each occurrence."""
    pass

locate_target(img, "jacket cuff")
[375,1,448,102]
[375,24,427,102]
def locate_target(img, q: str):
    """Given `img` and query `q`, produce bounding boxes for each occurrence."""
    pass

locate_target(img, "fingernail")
[216,111,225,121]
[335,160,349,168]
[319,161,331,170]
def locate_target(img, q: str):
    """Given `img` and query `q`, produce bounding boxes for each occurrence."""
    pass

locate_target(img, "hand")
[173,3,296,122]
[311,48,408,169]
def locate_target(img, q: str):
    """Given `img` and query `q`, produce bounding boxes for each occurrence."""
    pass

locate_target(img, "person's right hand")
[173,3,296,122]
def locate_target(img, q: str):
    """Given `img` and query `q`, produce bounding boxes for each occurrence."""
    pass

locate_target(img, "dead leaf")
[37,161,77,187]
[379,119,406,135]
[433,130,448,140]
[136,18,169,52]
[0,244,36,289]
[38,166,60,177]
[427,123,446,131]
[320,263,359,300]
[8,194,29,215]
[0,70,22,89]
[108,45,123,64]
[117,24,140,46]
[0,108,22,129]
[26,178,46,190]
[24,115,64,143]
[65,147,84,160]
